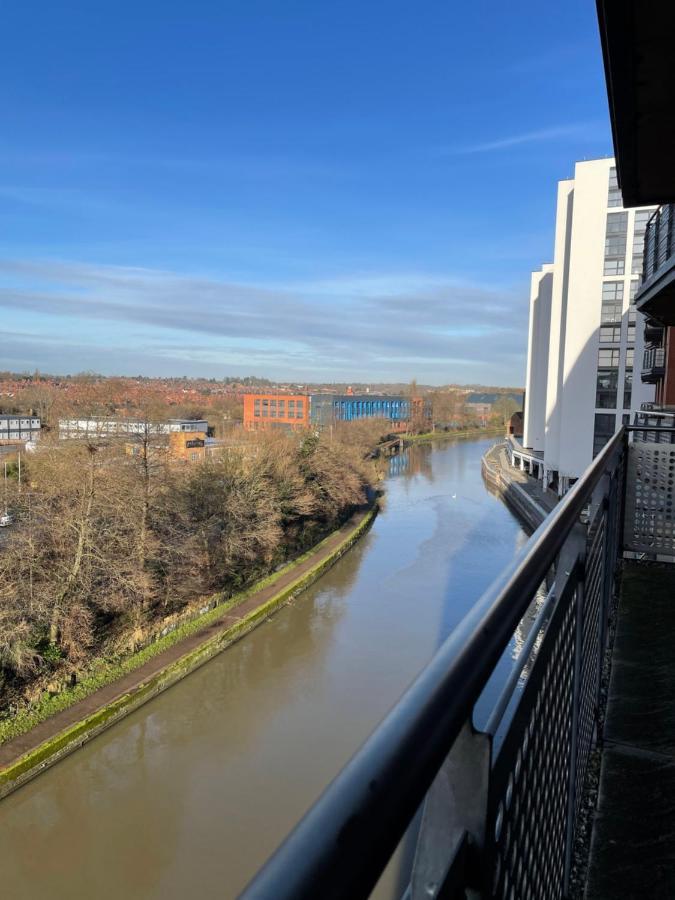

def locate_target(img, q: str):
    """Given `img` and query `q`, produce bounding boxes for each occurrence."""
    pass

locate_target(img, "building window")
[600,325,621,343]
[604,258,625,276]
[622,414,630,426]
[596,369,618,409]
[596,347,620,409]
[634,209,652,233]
[629,279,639,302]
[608,167,622,208]
[623,370,633,410]
[630,210,652,276]
[190,452,198,461]
[604,212,627,276]
[262,399,269,416]
[626,322,636,343]
[254,399,261,417]
[593,413,616,456]
[601,281,623,322]
[296,401,304,416]
[598,348,620,367]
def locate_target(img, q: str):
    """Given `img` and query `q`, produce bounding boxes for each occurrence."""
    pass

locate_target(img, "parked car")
[0,513,13,527]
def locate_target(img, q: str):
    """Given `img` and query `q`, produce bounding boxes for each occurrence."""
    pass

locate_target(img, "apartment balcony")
[641,346,666,382]
[634,406,675,443]
[644,317,665,345]
[635,204,675,324]
[242,427,675,900]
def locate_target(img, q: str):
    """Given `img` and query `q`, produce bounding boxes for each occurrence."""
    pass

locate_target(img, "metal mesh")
[575,505,605,819]
[482,481,619,899]
[485,584,576,900]
[624,442,675,556]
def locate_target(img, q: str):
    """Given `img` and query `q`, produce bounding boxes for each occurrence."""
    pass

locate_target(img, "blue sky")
[1,0,613,385]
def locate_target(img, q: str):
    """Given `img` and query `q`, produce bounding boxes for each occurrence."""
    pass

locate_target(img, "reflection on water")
[0,437,529,900]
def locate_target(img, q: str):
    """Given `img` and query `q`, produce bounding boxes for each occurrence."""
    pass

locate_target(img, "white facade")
[0,414,41,443]
[523,264,553,451]
[58,417,209,439]
[523,158,655,493]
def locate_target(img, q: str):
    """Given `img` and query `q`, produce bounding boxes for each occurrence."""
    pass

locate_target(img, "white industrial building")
[521,158,655,494]
[0,414,41,443]
[58,417,209,439]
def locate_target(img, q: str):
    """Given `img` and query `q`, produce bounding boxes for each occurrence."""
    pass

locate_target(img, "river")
[0,437,529,899]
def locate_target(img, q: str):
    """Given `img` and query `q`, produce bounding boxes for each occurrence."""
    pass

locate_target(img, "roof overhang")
[597,0,675,206]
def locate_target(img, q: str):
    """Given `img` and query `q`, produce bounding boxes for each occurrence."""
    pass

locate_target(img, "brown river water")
[0,437,529,899]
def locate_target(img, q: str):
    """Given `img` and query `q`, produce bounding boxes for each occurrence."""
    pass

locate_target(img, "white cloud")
[0,257,528,384]
[450,122,605,155]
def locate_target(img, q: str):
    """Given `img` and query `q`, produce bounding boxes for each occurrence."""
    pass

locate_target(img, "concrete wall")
[523,265,553,451]
[544,178,575,475]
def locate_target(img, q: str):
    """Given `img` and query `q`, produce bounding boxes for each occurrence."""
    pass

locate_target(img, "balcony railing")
[242,430,645,900]
[641,347,666,382]
[633,408,675,444]
[642,203,674,283]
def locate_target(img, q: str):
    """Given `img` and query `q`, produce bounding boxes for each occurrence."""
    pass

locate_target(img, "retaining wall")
[481,443,547,534]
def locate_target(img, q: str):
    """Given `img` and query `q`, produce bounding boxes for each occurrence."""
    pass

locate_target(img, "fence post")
[410,721,491,899]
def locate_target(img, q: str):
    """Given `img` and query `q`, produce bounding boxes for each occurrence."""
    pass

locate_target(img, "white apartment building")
[522,158,655,494]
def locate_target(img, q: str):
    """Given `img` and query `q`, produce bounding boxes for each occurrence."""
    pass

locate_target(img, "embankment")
[0,503,377,801]
[481,442,549,533]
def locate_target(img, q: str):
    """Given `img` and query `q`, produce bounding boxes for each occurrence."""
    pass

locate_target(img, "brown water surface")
[0,438,528,899]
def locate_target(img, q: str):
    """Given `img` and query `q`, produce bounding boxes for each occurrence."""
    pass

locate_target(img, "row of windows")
[253,398,305,418]
[599,322,636,344]
[0,421,40,429]
[597,347,634,369]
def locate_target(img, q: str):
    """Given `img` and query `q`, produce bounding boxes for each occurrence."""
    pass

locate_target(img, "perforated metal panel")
[576,505,605,820]
[624,441,675,556]
[485,583,577,900]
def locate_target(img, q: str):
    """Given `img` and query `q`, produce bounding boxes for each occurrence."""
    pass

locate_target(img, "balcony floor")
[585,562,675,899]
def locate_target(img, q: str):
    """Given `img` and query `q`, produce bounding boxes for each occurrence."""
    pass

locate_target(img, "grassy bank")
[0,506,377,773]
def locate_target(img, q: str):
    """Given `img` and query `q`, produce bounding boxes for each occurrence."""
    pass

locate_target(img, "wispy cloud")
[449,122,605,155]
[0,257,528,383]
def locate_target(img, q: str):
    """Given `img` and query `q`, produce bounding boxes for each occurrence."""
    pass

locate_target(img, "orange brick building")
[243,394,310,430]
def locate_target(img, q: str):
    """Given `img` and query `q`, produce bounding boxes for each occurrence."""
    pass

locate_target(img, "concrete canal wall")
[481,442,551,533]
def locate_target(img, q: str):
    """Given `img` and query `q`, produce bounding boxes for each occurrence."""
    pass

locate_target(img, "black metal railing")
[241,430,627,900]
[641,346,666,375]
[631,409,675,444]
[642,203,675,284]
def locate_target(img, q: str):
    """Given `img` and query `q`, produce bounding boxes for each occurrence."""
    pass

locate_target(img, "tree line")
[0,424,380,709]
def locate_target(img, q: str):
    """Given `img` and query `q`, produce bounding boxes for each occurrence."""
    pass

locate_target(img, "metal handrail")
[240,428,626,900]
